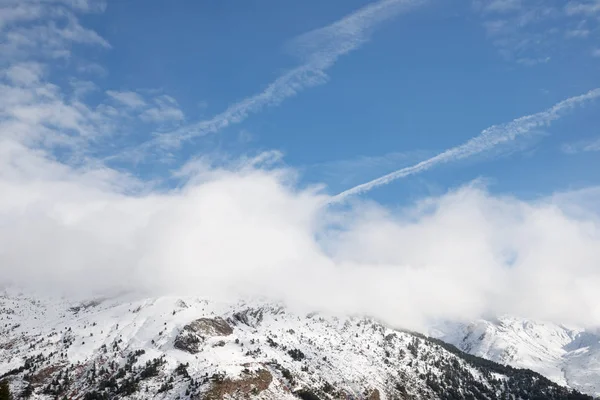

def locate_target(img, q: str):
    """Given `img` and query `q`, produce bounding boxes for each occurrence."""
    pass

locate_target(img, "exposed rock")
[30,365,62,384]
[174,317,233,354]
[175,299,189,309]
[68,299,102,314]
[199,369,272,399]
[367,388,381,400]
[229,307,264,328]
[294,389,321,400]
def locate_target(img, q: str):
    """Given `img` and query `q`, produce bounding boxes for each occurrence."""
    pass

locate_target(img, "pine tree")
[0,380,12,400]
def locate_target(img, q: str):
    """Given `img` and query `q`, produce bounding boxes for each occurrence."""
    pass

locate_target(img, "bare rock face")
[198,369,272,400]
[229,307,264,328]
[174,317,233,354]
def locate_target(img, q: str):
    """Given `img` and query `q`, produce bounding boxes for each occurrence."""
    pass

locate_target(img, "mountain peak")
[1,292,594,399]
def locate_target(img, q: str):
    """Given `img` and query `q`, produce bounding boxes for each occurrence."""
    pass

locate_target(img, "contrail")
[146,0,426,150]
[330,88,600,202]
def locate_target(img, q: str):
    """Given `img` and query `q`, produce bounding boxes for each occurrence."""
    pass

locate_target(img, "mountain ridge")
[0,291,594,399]
[430,317,600,398]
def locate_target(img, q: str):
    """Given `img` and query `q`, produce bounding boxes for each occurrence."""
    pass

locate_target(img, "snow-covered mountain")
[430,317,600,398]
[0,290,594,400]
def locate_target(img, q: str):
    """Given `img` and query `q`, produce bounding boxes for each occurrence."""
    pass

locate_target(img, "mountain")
[430,317,600,398]
[0,290,593,400]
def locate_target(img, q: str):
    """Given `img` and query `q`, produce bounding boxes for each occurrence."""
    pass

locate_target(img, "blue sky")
[2,0,600,204]
[4,0,600,325]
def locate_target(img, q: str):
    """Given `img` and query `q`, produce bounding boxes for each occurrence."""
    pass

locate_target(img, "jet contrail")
[146,0,426,150]
[330,88,600,202]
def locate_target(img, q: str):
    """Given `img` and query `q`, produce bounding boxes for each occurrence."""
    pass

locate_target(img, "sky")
[1,0,600,330]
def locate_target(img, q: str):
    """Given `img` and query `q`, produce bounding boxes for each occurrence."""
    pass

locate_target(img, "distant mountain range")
[430,316,600,398]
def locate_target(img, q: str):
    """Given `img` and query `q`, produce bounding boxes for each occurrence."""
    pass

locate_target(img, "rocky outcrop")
[199,369,272,400]
[229,307,264,328]
[174,317,233,354]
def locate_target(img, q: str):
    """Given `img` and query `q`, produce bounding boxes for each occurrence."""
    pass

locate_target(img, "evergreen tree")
[0,380,12,400]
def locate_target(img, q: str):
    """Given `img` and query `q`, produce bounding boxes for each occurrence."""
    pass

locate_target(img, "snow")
[429,316,600,397]
[1,288,596,399]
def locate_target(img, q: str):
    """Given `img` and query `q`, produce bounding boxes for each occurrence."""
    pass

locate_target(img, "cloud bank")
[1,149,600,331]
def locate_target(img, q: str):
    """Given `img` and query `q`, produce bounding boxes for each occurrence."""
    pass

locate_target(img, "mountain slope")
[0,291,593,400]
[430,317,600,398]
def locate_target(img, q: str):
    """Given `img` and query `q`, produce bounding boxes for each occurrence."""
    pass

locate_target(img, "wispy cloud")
[140,95,184,123]
[310,150,431,188]
[143,0,426,151]
[0,1,184,169]
[0,3,44,31]
[0,1,113,156]
[516,56,551,66]
[474,0,600,64]
[565,0,600,16]
[592,48,600,57]
[562,136,600,154]
[69,78,97,99]
[475,1,558,64]
[140,107,184,123]
[565,28,591,38]
[104,91,184,124]
[76,61,107,76]
[0,5,110,61]
[331,88,600,202]
[474,0,523,14]
[3,61,44,86]
[106,90,147,108]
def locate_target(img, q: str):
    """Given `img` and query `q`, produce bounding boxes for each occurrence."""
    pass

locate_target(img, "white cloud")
[0,74,185,166]
[0,60,148,160]
[482,19,509,35]
[562,137,600,153]
[565,28,591,37]
[474,1,600,64]
[565,0,600,16]
[2,148,600,330]
[4,62,44,86]
[144,0,425,150]
[475,0,523,14]
[592,48,600,57]
[477,4,558,64]
[140,106,184,123]
[106,90,147,108]
[54,0,107,13]
[583,140,600,150]
[0,0,190,174]
[76,61,107,76]
[69,78,97,99]
[54,11,110,48]
[0,1,109,64]
[139,95,184,123]
[310,150,430,189]
[0,4,44,31]
[237,129,254,144]
[331,88,600,201]
[516,56,551,66]
[565,19,592,38]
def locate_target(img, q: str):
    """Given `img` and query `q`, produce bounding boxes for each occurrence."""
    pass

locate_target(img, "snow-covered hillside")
[430,317,600,398]
[0,290,593,400]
